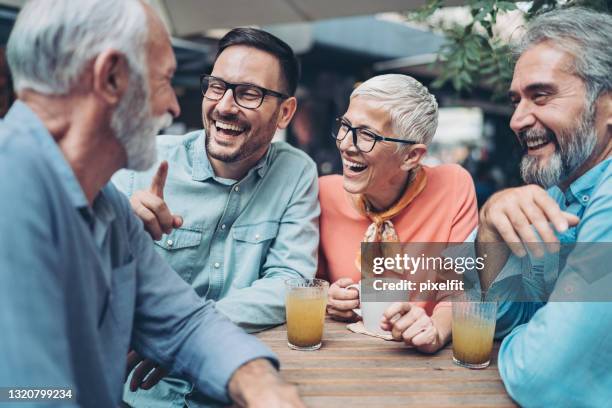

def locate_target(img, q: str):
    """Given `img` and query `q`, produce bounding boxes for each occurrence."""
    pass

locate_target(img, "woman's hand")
[326,278,360,322]
[380,302,443,353]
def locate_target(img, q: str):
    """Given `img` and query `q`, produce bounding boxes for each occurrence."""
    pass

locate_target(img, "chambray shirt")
[484,158,612,407]
[0,102,277,407]
[113,130,319,407]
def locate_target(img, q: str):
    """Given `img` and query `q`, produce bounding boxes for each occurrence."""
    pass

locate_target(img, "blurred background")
[2,0,608,206]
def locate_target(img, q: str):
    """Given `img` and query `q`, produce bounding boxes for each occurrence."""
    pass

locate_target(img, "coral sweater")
[318,164,478,314]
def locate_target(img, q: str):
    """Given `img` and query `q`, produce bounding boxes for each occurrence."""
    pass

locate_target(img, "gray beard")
[112,70,172,171]
[520,106,597,188]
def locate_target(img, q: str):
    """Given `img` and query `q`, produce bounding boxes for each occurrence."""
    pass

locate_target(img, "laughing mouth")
[525,137,551,150]
[215,120,246,136]
[520,130,555,152]
[342,157,368,173]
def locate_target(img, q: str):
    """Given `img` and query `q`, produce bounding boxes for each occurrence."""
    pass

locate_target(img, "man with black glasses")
[113,27,319,407]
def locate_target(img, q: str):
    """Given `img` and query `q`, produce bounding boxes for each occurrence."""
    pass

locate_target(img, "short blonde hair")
[351,74,438,147]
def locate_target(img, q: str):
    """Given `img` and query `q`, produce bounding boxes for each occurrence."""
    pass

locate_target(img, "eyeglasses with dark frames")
[200,74,289,110]
[331,117,417,153]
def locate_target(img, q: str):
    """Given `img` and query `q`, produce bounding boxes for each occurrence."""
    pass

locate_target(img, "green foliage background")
[410,0,611,100]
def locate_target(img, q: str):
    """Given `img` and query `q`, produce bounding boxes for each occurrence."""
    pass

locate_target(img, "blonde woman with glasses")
[318,74,478,353]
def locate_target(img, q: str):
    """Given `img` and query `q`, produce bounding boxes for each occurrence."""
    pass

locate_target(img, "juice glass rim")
[284,278,330,288]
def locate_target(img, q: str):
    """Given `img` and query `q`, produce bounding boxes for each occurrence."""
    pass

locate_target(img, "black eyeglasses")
[200,74,289,110]
[331,117,417,153]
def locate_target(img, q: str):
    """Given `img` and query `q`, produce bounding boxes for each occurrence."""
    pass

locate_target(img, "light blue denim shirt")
[113,130,319,407]
[0,102,278,407]
[485,158,612,407]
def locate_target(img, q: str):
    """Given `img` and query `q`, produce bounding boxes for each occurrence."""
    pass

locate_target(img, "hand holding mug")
[326,278,360,322]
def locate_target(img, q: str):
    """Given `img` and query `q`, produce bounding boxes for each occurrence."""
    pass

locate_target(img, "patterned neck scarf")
[353,168,427,273]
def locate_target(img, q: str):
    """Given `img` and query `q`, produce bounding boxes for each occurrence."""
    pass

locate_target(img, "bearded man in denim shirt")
[113,28,319,407]
[474,8,612,407]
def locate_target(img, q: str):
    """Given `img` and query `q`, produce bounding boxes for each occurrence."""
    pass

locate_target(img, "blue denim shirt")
[0,102,278,407]
[113,130,319,407]
[486,158,612,407]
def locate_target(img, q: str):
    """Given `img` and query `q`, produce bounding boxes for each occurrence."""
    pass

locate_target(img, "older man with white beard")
[473,7,612,407]
[0,1,304,407]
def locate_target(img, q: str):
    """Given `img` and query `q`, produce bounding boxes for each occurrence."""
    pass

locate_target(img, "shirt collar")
[191,130,214,182]
[78,190,116,229]
[4,101,89,209]
[563,157,612,207]
[191,129,273,182]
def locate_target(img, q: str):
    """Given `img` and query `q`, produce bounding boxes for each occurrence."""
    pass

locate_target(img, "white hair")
[7,0,172,171]
[7,0,148,95]
[514,7,612,104]
[351,74,439,148]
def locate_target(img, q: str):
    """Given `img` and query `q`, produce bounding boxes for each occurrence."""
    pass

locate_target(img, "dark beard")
[204,107,280,163]
[205,129,249,163]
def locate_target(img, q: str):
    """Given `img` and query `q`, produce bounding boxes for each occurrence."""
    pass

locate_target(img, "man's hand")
[381,302,443,353]
[326,278,360,322]
[228,359,304,408]
[479,185,579,258]
[125,351,168,392]
[129,161,183,240]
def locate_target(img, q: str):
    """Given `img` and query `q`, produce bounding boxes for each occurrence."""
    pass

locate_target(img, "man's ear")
[92,49,130,106]
[400,144,428,171]
[602,92,612,129]
[276,96,298,129]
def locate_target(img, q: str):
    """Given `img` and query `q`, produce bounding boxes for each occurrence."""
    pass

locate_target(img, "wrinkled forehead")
[510,41,579,94]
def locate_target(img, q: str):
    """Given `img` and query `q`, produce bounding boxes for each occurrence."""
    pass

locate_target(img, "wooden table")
[256,318,517,407]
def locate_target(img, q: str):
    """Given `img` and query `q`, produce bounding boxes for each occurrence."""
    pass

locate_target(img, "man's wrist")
[476,224,502,244]
[475,228,511,294]
[228,358,279,406]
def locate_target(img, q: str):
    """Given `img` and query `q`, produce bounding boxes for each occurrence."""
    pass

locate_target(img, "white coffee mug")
[347,282,393,336]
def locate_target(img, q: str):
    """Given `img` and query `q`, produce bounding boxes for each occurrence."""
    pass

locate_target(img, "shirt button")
[581,195,589,202]
[166,239,174,247]
[234,186,240,192]
[255,234,261,241]
[214,262,220,268]
[221,224,226,230]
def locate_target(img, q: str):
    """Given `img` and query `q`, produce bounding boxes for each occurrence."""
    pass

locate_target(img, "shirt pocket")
[232,220,279,244]
[231,221,280,275]
[154,227,203,283]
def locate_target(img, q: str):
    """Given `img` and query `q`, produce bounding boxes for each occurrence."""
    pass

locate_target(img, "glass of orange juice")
[452,298,497,369]
[285,278,329,351]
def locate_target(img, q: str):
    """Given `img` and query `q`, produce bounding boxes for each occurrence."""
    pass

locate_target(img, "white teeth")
[215,120,245,132]
[342,158,367,169]
[526,138,549,148]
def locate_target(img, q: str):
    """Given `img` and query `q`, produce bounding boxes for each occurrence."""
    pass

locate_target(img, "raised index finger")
[150,160,168,199]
